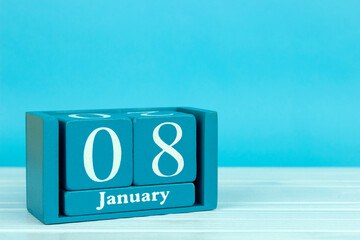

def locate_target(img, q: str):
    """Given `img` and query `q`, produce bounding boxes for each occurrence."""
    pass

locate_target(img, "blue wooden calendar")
[26,107,218,224]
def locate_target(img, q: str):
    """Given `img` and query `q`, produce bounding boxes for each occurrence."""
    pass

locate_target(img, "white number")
[69,113,111,119]
[126,111,174,116]
[152,122,184,177]
[83,127,122,182]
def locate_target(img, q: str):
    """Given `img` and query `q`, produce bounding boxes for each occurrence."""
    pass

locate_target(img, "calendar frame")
[26,107,218,224]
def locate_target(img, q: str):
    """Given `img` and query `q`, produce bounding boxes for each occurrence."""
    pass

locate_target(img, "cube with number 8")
[58,113,133,190]
[127,111,197,186]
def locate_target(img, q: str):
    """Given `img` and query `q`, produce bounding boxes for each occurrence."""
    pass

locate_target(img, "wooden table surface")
[1,167,360,239]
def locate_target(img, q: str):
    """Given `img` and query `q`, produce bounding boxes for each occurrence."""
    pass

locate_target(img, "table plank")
[0,167,360,240]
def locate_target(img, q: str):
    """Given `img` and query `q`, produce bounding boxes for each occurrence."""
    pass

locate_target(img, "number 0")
[83,127,122,182]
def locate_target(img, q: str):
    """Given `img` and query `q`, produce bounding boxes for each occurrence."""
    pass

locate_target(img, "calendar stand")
[26,107,218,224]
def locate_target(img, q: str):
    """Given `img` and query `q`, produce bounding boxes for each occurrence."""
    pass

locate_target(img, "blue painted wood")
[61,182,195,216]
[26,107,218,224]
[58,113,133,190]
[26,112,60,224]
[130,111,196,186]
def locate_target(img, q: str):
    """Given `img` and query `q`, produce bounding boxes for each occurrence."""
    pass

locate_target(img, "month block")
[127,111,197,186]
[58,113,133,190]
[61,182,195,216]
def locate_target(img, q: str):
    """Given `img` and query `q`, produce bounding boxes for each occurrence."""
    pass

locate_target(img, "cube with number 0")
[58,113,133,190]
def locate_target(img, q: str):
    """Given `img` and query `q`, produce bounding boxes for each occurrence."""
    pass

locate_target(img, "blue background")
[1,0,360,167]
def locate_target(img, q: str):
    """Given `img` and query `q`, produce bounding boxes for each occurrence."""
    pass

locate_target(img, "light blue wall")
[1,0,360,166]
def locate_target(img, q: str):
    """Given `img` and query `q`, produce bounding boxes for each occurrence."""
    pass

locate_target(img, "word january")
[96,191,170,210]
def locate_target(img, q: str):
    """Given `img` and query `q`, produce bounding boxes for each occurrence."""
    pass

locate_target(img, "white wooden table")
[1,167,360,239]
